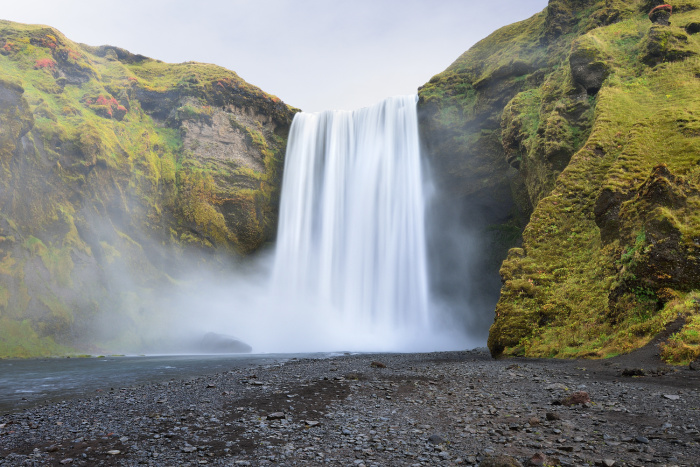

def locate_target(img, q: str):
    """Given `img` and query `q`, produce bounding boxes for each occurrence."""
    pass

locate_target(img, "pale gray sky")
[2,1,549,112]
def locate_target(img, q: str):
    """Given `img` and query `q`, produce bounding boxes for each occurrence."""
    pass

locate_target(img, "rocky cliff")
[419,0,700,364]
[0,20,297,357]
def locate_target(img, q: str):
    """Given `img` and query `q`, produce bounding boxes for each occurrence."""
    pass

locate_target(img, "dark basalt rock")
[642,24,696,65]
[542,0,599,43]
[649,4,673,26]
[560,390,591,406]
[605,165,700,322]
[570,37,610,95]
[685,22,700,34]
[594,188,632,244]
[198,332,252,354]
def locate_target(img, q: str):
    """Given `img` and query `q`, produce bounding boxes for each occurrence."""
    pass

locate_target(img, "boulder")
[560,391,591,406]
[641,25,696,65]
[198,332,252,354]
[649,4,672,26]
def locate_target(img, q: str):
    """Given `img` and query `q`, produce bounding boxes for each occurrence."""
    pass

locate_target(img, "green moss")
[177,103,213,122]
[660,291,700,364]
[0,283,9,309]
[0,318,73,358]
[488,3,700,359]
[0,19,296,357]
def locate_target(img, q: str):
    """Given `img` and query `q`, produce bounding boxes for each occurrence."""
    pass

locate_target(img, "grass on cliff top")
[444,10,549,80]
[496,5,700,360]
[420,10,548,108]
[126,59,282,105]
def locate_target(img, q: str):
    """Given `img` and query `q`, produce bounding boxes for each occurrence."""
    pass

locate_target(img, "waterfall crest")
[271,95,432,345]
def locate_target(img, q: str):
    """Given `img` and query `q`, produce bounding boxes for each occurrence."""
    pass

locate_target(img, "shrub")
[34,58,57,70]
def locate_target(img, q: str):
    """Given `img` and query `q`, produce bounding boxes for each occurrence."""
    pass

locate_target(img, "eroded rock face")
[542,0,599,42]
[422,0,700,360]
[642,25,696,65]
[594,188,632,244]
[176,100,290,251]
[181,103,267,174]
[0,79,34,162]
[0,20,296,356]
[606,165,700,320]
[569,36,610,95]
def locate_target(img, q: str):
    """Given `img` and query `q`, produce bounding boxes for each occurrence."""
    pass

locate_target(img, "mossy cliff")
[0,20,297,357]
[419,0,700,363]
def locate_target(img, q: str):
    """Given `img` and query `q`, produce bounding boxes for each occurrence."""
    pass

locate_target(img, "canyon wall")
[0,20,297,356]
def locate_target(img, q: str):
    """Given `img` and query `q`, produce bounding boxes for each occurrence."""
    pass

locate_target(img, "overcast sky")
[2,1,549,112]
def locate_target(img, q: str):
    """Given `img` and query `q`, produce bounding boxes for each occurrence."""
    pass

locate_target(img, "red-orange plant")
[34,58,56,70]
[649,4,672,19]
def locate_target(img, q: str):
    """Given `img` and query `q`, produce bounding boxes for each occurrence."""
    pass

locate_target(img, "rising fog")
[89,98,489,355]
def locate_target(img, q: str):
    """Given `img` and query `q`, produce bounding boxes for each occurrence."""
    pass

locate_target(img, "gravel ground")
[1,347,699,467]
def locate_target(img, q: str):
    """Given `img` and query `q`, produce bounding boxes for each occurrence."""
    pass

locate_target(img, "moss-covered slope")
[419,0,700,363]
[0,20,297,357]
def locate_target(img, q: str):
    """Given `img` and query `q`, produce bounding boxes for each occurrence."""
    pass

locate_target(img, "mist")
[423,185,503,348]
[95,250,473,355]
[85,97,483,356]
[85,243,477,355]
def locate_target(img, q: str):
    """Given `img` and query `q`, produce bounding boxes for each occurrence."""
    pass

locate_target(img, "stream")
[0,352,337,413]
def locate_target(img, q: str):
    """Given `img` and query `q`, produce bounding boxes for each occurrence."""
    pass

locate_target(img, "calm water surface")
[0,353,335,414]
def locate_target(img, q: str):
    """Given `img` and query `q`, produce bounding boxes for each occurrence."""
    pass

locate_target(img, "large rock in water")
[199,332,252,354]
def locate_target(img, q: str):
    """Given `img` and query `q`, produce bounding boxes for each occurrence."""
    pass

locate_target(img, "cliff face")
[419,0,700,363]
[0,20,297,357]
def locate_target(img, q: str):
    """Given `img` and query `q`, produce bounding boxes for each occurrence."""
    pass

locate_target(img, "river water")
[0,353,336,414]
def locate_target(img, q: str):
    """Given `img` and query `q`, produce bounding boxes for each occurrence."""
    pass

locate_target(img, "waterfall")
[270,95,434,348]
[153,95,470,353]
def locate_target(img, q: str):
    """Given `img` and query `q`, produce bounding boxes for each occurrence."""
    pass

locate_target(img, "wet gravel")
[1,348,699,466]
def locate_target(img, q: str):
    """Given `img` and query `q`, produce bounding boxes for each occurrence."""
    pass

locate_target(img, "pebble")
[1,349,698,466]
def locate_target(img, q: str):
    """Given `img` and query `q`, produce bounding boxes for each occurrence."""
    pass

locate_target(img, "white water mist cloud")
[89,97,480,356]
[101,249,474,355]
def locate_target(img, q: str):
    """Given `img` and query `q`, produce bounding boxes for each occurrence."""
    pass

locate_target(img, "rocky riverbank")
[1,348,699,466]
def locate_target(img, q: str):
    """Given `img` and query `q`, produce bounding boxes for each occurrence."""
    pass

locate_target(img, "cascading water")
[165,95,469,353]
[269,95,441,350]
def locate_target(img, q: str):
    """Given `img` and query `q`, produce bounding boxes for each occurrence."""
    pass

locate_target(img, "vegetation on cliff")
[419,0,700,363]
[0,20,297,357]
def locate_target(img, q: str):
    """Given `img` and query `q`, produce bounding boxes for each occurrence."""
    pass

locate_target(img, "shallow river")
[0,353,336,414]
